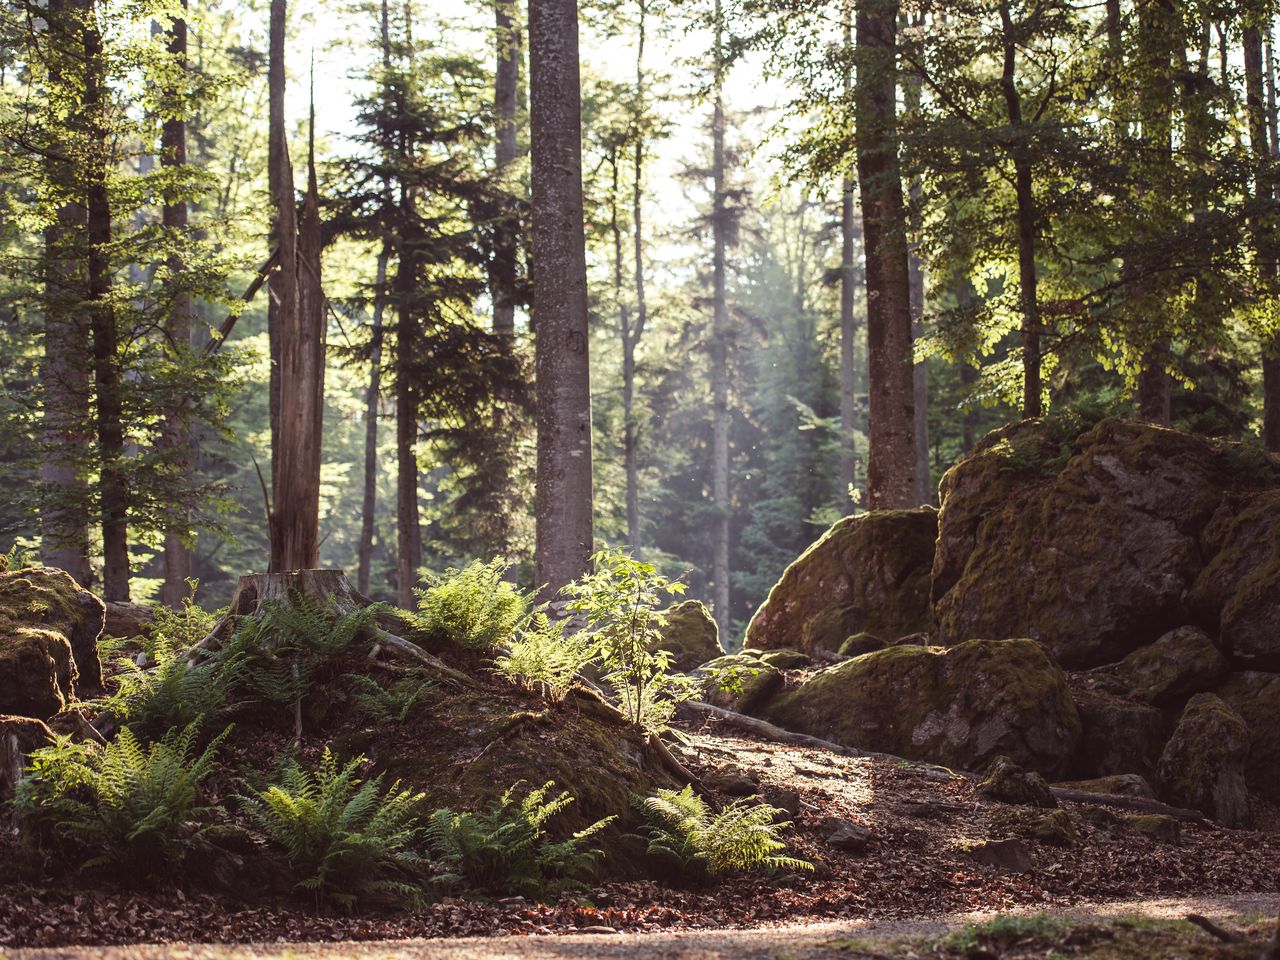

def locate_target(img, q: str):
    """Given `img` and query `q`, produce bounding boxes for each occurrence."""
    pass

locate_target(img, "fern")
[638,785,812,879]
[0,541,38,572]
[424,780,613,898]
[16,722,230,873]
[492,613,596,700]
[345,673,435,724]
[403,558,533,650]
[239,748,426,907]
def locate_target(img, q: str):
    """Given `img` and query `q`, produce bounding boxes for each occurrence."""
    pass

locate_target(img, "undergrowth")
[405,558,533,650]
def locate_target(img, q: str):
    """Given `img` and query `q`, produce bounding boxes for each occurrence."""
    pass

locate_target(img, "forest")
[1,0,1280,955]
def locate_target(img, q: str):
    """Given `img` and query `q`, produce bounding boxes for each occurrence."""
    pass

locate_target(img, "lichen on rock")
[1156,693,1251,828]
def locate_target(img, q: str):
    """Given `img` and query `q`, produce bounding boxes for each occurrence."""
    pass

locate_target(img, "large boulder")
[0,568,105,719]
[1072,688,1168,779]
[1101,626,1228,707]
[1156,693,1251,828]
[763,639,1081,776]
[693,653,784,714]
[932,418,1280,668]
[653,600,723,672]
[1190,491,1280,669]
[744,508,937,653]
[1215,671,1280,802]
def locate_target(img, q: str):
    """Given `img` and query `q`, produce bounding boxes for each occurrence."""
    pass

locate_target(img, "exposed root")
[1186,913,1244,943]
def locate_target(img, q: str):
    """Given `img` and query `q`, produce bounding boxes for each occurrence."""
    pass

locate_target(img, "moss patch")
[653,599,723,672]
[0,567,104,696]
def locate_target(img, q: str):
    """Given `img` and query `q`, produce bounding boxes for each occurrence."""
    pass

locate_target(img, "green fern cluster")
[344,672,435,724]
[638,785,812,879]
[0,541,37,572]
[239,748,426,907]
[425,780,613,897]
[492,613,596,700]
[16,722,229,873]
[405,559,532,650]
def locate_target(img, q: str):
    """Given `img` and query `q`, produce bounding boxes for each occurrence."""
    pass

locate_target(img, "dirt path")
[8,894,1275,960]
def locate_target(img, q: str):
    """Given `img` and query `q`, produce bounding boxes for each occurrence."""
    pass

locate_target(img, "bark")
[268,15,326,575]
[1270,22,1280,454]
[610,153,640,550]
[84,2,130,601]
[855,0,916,507]
[267,0,288,465]
[999,1,1041,419]
[395,225,420,609]
[1136,346,1172,425]
[492,0,520,335]
[838,5,859,508]
[1247,23,1280,451]
[39,0,91,587]
[529,0,594,597]
[160,2,194,608]
[709,0,731,638]
[903,21,929,504]
[357,244,389,596]
[626,0,649,550]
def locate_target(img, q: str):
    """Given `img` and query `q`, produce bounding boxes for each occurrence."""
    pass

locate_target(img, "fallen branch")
[1186,914,1244,943]
[648,732,704,791]
[1048,787,1204,822]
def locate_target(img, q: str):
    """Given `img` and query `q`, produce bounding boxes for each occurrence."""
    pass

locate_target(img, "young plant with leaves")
[491,612,597,700]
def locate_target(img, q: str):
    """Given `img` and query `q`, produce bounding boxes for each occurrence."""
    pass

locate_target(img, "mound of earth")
[743,507,937,653]
[0,567,104,719]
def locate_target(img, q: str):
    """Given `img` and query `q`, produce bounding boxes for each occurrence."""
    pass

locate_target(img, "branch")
[204,248,279,355]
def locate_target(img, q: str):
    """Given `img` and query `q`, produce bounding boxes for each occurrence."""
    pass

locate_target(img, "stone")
[1072,689,1168,779]
[1103,626,1228,707]
[653,600,723,672]
[1215,671,1280,802]
[965,837,1034,873]
[1030,809,1077,847]
[703,766,759,796]
[932,418,1280,668]
[977,755,1057,808]
[1054,774,1155,799]
[694,653,784,715]
[764,639,1081,777]
[818,817,872,853]
[838,633,886,658]
[1124,813,1182,844]
[0,630,75,720]
[1156,693,1251,827]
[1190,490,1280,669]
[763,786,802,818]
[744,508,937,653]
[749,648,811,670]
[0,714,54,804]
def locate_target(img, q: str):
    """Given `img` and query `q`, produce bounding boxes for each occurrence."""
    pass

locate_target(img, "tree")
[855,0,916,507]
[709,0,732,635]
[529,0,594,597]
[492,0,522,336]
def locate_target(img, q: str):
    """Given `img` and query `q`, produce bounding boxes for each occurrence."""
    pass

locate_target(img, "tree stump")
[193,569,469,683]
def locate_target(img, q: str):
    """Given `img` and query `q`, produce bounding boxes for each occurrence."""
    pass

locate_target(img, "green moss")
[0,628,74,719]
[0,568,103,694]
[695,652,784,714]
[1124,813,1182,844]
[1216,671,1280,802]
[838,632,885,657]
[652,599,723,671]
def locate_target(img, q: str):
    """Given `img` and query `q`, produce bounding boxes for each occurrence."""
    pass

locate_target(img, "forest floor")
[2,715,1278,951]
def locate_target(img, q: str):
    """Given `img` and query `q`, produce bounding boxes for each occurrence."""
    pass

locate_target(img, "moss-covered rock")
[744,507,937,653]
[652,599,723,672]
[1190,490,1280,669]
[1156,693,1251,828]
[839,633,886,658]
[0,567,104,702]
[694,653,784,714]
[1101,626,1228,707]
[748,647,811,670]
[763,639,1081,776]
[1071,688,1168,779]
[1215,671,1280,802]
[1125,813,1181,844]
[0,714,54,804]
[977,755,1056,807]
[932,418,1280,668]
[0,630,74,719]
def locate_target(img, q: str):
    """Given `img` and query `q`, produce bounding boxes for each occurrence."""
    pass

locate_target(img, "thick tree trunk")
[902,14,929,504]
[1246,24,1280,451]
[395,247,421,609]
[855,0,916,508]
[161,3,194,608]
[266,0,287,466]
[357,244,389,596]
[492,0,520,335]
[709,0,731,639]
[40,0,91,587]
[83,4,130,601]
[838,6,859,509]
[529,0,594,597]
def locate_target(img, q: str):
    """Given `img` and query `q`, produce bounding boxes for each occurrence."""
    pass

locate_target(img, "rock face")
[1072,689,1168,779]
[932,418,1280,668]
[1190,491,1280,668]
[0,567,105,719]
[1101,626,1228,707]
[653,600,723,671]
[1156,693,1251,827]
[764,639,1081,776]
[1215,672,1280,802]
[744,508,937,653]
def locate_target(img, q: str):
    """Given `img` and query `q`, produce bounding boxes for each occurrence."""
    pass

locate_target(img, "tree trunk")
[999,2,1041,419]
[855,0,916,508]
[492,0,520,335]
[395,228,421,608]
[610,154,640,551]
[160,2,194,608]
[1246,23,1280,450]
[267,0,287,468]
[267,0,326,575]
[709,0,731,639]
[838,5,859,509]
[902,22,929,504]
[529,0,594,597]
[1268,23,1280,454]
[83,2,130,601]
[39,0,91,587]
[626,0,649,551]
[1136,345,1172,425]
[357,244,389,596]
